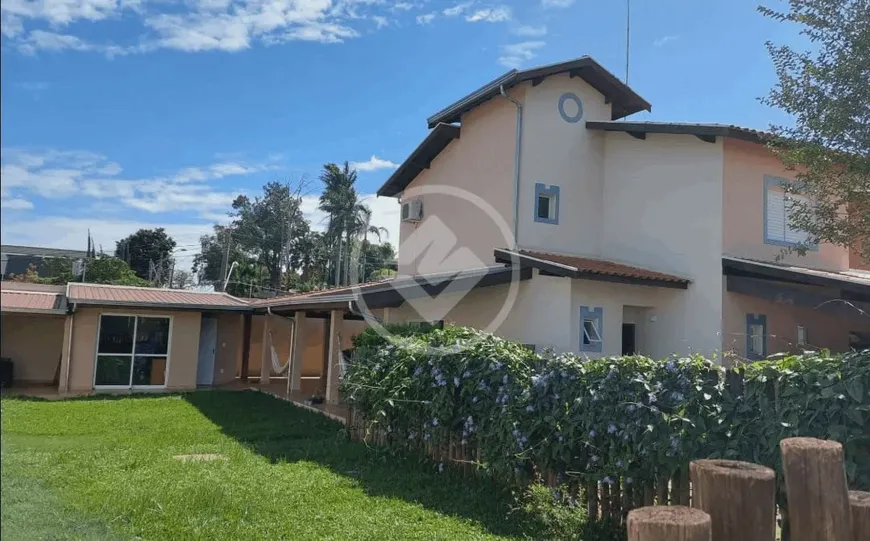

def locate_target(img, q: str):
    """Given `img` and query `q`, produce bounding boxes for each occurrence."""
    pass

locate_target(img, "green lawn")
[1,391,556,541]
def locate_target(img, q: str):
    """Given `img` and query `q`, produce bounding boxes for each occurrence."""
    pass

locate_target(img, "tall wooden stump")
[780,437,852,541]
[627,506,711,541]
[690,459,775,541]
[849,491,870,541]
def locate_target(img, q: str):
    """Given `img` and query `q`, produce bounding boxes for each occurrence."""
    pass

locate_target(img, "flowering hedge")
[342,326,870,493]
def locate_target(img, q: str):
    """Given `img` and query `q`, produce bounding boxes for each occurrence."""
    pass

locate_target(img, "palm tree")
[353,204,389,283]
[318,162,361,286]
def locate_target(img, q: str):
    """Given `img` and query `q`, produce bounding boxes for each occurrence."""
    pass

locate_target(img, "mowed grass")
[1,391,543,541]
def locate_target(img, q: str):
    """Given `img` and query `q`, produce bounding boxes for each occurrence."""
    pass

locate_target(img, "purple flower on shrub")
[438,463,445,473]
[454,377,461,387]
[472,396,478,403]
[589,430,596,438]
[666,360,677,373]
[526,404,535,412]
[650,406,659,414]
[591,455,599,463]
[603,476,614,485]
[625,477,633,485]
[608,424,617,434]
[554,393,560,401]
[558,435,564,443]
[424,433,431,441]
[671,392,684,402]
[648,393,658,404]
[408,432,417,440]
[627,404,636,413]
[503,375,509,384]
[463,371,472,378]
[431,418,439,427]
[616,460,624,469]
[512,428,521,438]
[413,367,423,377]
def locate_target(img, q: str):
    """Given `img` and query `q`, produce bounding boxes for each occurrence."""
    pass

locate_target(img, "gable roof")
[586,121,770,144]
[427,56,651,128]
[377,123,460,197]
[67,283,249,311]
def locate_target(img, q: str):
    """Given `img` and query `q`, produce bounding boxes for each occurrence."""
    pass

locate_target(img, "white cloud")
[0,147,277,218]
[416,12,435,24]
[2,0,392,54]
[498,41,545,68]
[350,155,399,172]
[513,24,546,37]
[442,2,472,16]
[541,0,574,8]
[1,198,34,210]
[372,15,389,28]
[466,6,511,23]
[392,2,413,10]
[653,35,679,47]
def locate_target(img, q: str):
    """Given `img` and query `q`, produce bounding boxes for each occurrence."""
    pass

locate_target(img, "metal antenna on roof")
[625,0,631,84]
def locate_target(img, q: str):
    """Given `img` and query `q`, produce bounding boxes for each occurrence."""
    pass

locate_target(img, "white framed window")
[797,325,807,346]
[764,176,815,248]
[746,314,767,360]
[94,314,171,389]
[580,306,603,353]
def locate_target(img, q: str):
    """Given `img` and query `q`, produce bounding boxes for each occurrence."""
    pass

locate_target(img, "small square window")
[534,183,559,224]
[580,306,603,353]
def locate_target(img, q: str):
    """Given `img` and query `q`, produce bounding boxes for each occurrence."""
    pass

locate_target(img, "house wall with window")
[722,289,857,362]
[517,74,610,256]
[397,90,520,276]
[67,307,202,392]
[600,133,725,359]
[722,138,849,270]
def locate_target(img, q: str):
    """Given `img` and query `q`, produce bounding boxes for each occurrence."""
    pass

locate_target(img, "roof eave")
[0,307,67,315]
[376,123,461,198]
[69,299,251,311]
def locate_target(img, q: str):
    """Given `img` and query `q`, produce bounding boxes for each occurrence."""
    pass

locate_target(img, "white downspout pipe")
[500,84,523,249]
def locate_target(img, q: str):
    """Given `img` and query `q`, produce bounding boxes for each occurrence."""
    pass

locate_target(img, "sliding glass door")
[94,315,170,389]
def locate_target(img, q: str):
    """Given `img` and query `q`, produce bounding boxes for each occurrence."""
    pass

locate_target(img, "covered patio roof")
[722,256,870,301]
[0,289,67,315]
[251,265,532,314]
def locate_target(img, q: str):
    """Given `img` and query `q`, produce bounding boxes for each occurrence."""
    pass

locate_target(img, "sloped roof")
[0,244,88,259]
[1,290,66,314]
[723,256,870,296]
[67,283,249,310]
[494,249,691,289]
[377,123,460,197]
[427,56,651,127]
[586,121,770,144]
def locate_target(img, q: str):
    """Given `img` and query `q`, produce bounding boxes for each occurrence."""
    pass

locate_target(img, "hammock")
[268,330,291,375]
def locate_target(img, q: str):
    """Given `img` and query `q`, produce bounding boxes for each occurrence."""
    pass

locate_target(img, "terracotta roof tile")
[519,250,690,284]
[67,283,249,309]
[1,290,64,312]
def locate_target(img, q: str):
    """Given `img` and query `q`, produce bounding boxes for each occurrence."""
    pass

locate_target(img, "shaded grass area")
[1,391,560,540]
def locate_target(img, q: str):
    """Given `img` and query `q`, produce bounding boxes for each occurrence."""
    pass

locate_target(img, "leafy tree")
[369,267,398,282]
[115,228,177,282]
[192,225,259,296]
[170,269,195,289]
[7,264,43,283]
[29,257,150,286]
[362,241,396,282]
[760,0,870,261]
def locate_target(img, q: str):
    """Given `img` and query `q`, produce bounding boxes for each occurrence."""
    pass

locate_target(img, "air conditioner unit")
[401,199,423,223]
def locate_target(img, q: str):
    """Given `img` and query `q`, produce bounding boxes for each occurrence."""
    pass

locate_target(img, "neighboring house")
[1,244,89,280]
[372,56,869,361]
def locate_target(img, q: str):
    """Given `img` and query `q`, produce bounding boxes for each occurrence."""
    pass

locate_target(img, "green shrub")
[343,326,870,494]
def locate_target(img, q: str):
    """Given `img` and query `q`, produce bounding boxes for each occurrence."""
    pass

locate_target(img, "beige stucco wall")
[517,73,611,256]
[398,88,520,275]
[67,306,202,392]
[722,289,864,359]
[600,132,725,359]
[0,313,66,383]
[722,138,849,271]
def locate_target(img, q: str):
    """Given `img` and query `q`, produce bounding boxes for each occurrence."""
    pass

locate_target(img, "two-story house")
[373,56,869,362]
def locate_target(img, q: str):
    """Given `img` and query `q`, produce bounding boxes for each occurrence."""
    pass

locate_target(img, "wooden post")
[627,506,711,541]
[849,491,870,541]
[325,310,343,404]
[260,314,271,385]
[690,459,775,541]
[240,312,252,381]
[289,312,305,392]
[780,437,853,541]
[587,481,599,521]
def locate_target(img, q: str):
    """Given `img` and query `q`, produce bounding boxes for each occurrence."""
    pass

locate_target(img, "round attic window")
[558,93,583,123]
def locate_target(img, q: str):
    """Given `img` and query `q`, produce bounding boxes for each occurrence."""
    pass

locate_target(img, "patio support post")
[289,311,306,392]
[382,307,392,324]
[325,309,343,405]
[241,312,252,381]
[260,314,271,385]
[58,312,74,393]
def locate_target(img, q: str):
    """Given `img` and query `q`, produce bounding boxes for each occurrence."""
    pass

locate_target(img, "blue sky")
[1,0,799,268]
